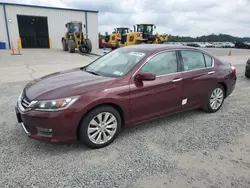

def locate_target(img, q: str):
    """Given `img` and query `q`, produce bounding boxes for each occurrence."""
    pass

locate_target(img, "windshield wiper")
[85,70,100,76]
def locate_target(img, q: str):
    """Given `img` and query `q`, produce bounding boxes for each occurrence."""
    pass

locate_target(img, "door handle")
[208,71,215,75]
[172,78,182,82]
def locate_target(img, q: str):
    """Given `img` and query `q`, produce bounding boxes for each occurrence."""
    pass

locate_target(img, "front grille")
[21,97,30,110]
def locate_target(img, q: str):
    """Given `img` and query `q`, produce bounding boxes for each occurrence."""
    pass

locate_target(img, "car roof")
[122,44,201,52]
[119,44,215,58]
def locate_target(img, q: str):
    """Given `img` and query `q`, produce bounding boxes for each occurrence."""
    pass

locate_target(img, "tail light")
[231,65,236,75]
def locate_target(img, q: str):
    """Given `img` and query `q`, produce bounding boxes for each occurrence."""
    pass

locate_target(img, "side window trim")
[136,50,181,77]
[203,53,214,68]
[177,50,184,71]
[202,53,207,67]
[176,50,183,72]
[178,49,214,72]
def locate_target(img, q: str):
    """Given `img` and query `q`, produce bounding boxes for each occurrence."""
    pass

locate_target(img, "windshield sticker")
[129,52,145,57]
[113,71,124,76]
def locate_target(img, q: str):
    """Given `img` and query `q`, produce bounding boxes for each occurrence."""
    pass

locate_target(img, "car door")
[178,50,217,109]
[129,50,183,124]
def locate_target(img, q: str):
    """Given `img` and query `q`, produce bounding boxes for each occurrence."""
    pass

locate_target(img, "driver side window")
[140,51,178,76]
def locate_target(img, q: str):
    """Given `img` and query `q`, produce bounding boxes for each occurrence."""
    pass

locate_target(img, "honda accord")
[15,44,237,148]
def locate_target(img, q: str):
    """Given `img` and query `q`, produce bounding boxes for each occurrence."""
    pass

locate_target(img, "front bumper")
[15,104,81,143]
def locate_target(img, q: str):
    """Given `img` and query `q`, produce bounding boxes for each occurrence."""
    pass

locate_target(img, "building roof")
[0,2,99,13]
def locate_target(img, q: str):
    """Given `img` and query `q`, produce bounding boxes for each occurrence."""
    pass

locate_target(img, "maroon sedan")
[15,44,237,148]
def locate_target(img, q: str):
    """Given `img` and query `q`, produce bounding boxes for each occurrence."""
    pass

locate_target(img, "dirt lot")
[0,48,249,188]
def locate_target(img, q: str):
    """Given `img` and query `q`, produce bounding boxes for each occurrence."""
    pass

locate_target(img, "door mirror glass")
[135,72,156,81]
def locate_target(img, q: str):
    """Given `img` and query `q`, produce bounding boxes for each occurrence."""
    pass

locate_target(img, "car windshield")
[84,49,148,78]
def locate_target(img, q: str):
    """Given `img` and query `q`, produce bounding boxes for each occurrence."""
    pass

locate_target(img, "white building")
[0,2,99,53]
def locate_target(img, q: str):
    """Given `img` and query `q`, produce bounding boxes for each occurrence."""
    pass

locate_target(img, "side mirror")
[84,24,86,28]
[154,25,156,29]
[65,24,67,27]
[135,72,156,81]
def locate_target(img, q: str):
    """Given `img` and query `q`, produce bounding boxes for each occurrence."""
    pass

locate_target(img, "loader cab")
[135,24,155,35]
[135,24,156,42]
[117,28,130,35]
[65,22,85,33]
[113,27,130,35]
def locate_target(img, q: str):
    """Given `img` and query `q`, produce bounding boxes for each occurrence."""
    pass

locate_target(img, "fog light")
[37,127,52,133]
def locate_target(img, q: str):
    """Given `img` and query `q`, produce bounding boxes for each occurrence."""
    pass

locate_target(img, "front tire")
[85,39,92,53]
[78,105,122,149]
[62,40,68,51]
[203,84,225,113]
[68,40,75,53]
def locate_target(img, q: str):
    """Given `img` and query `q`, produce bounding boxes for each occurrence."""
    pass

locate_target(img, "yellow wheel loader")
[103,27,131,49]
[61,21,92,53]
[119,24,168,47]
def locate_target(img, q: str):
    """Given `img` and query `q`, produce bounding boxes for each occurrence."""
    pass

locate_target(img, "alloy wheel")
[210,88,224,110]
[87,112,117,145]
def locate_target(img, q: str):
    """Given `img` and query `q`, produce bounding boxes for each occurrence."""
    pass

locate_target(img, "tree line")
[99,32,250,42]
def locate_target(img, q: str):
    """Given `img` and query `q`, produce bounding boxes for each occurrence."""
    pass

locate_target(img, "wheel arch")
[218,82,228,98]
[76,102,125,140]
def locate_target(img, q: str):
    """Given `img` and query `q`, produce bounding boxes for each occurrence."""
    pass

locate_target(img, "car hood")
[24,68,115,101]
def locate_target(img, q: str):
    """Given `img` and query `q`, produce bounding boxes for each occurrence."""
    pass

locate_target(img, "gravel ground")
[0,61,250,188]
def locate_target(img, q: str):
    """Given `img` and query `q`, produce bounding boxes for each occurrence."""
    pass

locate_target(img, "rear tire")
[202,84,225,113]
[62,40,68,51]
[85,39,92,53]
[68,40,75,53]
[78,105,122,149]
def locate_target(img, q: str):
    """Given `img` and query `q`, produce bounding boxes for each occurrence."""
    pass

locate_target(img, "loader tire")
[62,40,68,51]
[79,45,86,53]
[115,40,120,48]
[68,40,75,53]
[85,39,92,53]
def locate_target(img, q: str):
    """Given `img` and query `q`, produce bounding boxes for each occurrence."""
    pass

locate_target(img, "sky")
[1,0,250,37]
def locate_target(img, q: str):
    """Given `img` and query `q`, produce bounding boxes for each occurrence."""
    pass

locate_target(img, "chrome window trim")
[179,49,215,73]
[155,71,182,78]
[132,48,215,79]
[132,49,180,78]
[203,53,214,67]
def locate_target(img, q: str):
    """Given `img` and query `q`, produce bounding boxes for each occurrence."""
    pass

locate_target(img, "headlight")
[33,96,80,111]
